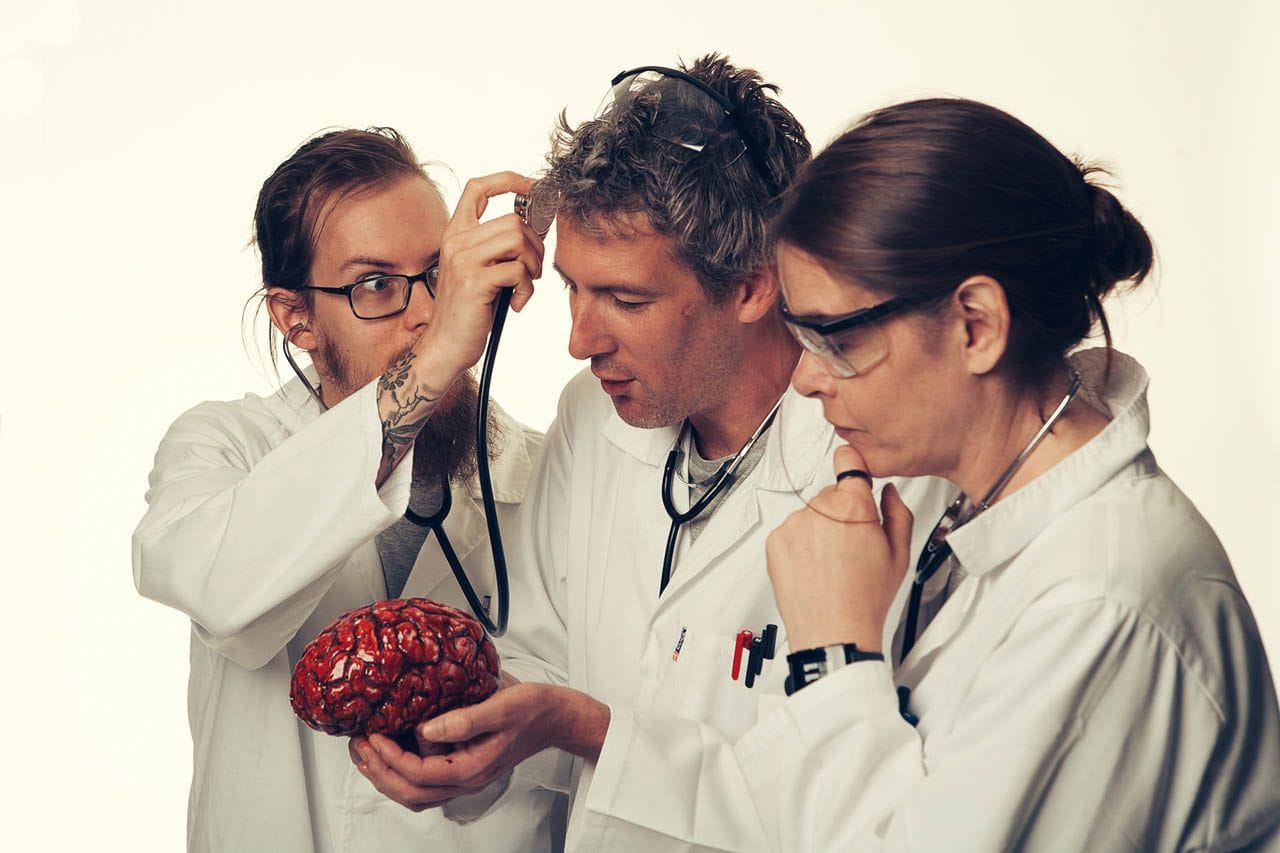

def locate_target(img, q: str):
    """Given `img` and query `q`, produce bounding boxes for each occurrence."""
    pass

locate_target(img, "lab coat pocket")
[650,627,782,738]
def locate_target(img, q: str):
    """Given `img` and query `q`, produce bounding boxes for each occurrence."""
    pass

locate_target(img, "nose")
[401,279,434,331]
[567,293,614,361]
[791,350,837,398]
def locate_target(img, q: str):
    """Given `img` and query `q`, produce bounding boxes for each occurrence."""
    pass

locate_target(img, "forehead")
[553,213,702,295]
[312,175,447,265]
[776,242,876,316]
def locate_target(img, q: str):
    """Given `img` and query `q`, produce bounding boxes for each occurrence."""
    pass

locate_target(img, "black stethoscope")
[282,286,517,637]
[657,395,784,596]
[898,369,1083,661]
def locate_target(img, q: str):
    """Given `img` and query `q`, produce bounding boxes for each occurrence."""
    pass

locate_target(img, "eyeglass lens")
[351,276,413,319]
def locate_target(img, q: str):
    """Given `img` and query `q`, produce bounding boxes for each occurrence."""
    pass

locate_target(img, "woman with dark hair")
[735,99,1280,850]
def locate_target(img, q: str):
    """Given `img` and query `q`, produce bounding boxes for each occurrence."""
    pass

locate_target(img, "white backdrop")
[1,1,1275,849]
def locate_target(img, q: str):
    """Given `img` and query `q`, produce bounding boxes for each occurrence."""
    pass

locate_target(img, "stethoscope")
[657,395,784,596]
[283,307,513,635]
[898,369,1083,661]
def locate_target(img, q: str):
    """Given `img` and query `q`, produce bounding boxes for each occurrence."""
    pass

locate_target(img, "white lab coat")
[734,350,1280,851]
[132,370,567,853]
[498,368,952,851]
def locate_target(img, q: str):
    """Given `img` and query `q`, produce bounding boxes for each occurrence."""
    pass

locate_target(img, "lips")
[598,377,633,395]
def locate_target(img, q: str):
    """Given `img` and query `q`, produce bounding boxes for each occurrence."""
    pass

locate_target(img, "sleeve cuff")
[581,703,634,817]
[737,659,898,767]
[335,379,413,519]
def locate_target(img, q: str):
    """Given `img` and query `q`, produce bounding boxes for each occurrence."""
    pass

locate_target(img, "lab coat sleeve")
[131,381,412,670]
[492,391,573,688]
[734,594,1280,851]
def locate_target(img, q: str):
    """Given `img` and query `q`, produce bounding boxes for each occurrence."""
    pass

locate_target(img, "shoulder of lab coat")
[131,374,415,669]
[734,350,1280,851]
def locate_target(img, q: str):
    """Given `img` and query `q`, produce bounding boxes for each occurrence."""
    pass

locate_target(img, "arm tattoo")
[376,350,442,486]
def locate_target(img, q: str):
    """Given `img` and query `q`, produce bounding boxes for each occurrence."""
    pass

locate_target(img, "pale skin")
[266,171,545,488]
[765,243,1110,653]
[350,214,802,810]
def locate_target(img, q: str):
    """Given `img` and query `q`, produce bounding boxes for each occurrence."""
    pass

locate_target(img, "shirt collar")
[945,348,1152,576]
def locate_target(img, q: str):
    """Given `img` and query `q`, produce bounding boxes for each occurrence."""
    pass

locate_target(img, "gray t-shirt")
[374,476,445,599]
[684,427,769,543]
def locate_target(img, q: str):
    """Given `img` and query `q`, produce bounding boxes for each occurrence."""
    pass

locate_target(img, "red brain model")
[290,598,500,737]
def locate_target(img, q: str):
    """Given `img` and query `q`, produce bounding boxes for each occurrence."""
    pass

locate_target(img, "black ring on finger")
[836,469,871,484]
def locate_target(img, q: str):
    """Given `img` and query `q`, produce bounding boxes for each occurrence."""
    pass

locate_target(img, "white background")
[0,1,1275,849]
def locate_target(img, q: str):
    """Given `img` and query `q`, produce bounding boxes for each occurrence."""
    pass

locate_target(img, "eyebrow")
[340,252,439,273]
[551,262,659,298]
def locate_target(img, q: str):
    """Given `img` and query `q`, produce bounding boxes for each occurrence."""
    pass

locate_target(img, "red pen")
[731,630,754,680]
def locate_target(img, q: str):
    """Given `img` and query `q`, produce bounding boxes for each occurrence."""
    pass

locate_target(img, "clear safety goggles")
[779,295,923,377]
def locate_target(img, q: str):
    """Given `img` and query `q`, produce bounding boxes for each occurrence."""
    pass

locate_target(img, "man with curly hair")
[352,55,950,850]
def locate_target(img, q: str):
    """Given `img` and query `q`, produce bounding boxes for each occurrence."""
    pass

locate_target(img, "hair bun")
[1085,180,1154,297]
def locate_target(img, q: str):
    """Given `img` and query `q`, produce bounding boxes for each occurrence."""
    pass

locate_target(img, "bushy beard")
[314,335,504,485]
[411,370,505,485]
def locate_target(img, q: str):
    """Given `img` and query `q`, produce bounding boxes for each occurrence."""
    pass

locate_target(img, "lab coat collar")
[945,349,1152,577]
[598,384,834,493]
[600,406,679,466]
[267,366,326,434]
[265,367,534,505]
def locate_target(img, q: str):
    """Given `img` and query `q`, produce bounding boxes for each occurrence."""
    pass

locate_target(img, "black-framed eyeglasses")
[301,262,440,320]
[605,65,781,198]
[779,295,923,377]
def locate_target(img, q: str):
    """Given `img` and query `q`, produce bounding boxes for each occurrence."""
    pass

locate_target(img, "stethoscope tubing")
[657,397,782,596]
[282,289,514,637]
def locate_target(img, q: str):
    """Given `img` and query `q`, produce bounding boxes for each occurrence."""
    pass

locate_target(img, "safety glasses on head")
[302,262,440,320]
[602,66,781,198]
[779,295,923,377]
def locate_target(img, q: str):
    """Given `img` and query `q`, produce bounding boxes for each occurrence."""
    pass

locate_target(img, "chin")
[611,395,680,431]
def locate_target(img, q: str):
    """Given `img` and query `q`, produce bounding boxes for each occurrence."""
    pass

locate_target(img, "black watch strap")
[784,644,885,695]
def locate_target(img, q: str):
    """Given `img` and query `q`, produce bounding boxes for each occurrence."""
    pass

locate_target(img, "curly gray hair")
[540,53,811,301]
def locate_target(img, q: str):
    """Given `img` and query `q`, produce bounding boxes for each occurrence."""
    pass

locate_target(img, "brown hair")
[247,127,434,366]
[774,98,1154,386]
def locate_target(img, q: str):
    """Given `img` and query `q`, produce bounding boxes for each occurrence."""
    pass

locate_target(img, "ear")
[953,275,1010,376]
[734,267,781,324]
[266,288,317,350]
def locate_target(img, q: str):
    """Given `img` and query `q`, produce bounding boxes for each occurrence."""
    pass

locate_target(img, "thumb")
[418,706,482,745]
[880,482,914,581]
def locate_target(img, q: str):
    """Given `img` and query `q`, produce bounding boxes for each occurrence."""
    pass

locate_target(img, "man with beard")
[131,128,564,852]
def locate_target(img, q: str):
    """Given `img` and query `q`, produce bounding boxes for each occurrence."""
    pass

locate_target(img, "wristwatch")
[784,643,885,695]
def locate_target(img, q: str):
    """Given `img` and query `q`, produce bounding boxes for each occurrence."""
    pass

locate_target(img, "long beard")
[313,335,503,484]
[411,371,505,485]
